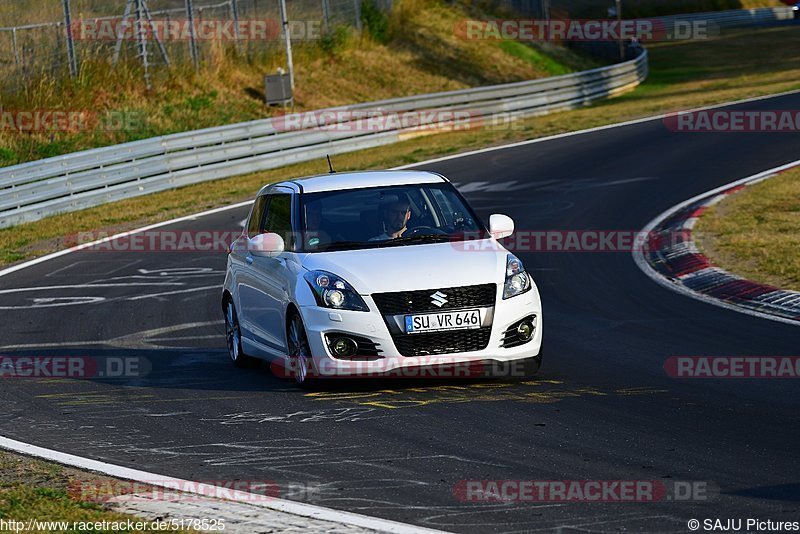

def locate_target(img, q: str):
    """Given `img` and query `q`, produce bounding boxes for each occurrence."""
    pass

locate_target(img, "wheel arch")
[221,289,233,312]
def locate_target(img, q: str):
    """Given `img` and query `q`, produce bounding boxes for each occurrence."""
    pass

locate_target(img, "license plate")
[404,309,481,334]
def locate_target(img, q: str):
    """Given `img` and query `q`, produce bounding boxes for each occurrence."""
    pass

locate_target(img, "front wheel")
[287,312,317,386]
[224,300,257,368]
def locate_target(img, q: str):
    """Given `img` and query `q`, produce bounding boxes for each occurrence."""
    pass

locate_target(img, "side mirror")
[488,214,514,239]
[248,232,285,256]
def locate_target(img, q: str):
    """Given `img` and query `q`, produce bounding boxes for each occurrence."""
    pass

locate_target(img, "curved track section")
[2,93,800,532]
[634,160,800,326]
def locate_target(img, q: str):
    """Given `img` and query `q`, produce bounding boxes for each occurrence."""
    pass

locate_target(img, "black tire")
[286,312,318,387]
[224,299,258,368]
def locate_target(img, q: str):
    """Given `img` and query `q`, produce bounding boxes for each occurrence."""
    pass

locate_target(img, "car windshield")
[300,183,487,252]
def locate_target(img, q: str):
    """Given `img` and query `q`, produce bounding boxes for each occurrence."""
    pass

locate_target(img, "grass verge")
[0,450,192,533]
[1,25,800,267]
[694,167,800,291]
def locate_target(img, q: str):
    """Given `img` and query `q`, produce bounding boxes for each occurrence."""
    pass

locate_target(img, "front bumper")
[299,289,542,378]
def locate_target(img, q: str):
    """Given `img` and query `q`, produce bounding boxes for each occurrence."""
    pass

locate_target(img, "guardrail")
[0,50,648,228]
[653,6,794,28]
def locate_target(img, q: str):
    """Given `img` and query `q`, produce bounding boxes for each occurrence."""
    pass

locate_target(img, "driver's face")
[383,202,410,233]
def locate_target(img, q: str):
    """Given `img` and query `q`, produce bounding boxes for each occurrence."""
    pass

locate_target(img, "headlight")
[503,254,531,299]
[304,270,369,311]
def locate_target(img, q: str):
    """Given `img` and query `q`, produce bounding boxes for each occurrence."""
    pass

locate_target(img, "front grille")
[391,327,491,357]
[372,284,496,315]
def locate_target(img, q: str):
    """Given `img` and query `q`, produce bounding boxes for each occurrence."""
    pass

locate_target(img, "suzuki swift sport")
[222,170,543,384]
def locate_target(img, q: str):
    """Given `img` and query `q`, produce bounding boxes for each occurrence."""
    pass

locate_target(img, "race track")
[2,92,800,532]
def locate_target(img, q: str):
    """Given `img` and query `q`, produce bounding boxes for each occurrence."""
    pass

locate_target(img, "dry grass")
[0,0,594,166]
[695,167,800,291]
[0,450,193,532]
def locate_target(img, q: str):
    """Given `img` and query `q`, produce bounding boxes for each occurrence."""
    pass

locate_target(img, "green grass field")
[695,167,800,291]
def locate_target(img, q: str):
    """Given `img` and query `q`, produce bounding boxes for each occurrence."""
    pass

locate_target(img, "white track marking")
[632,158,800,328]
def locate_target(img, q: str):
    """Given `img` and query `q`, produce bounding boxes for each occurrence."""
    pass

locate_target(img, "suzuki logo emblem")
[430,291,448,307]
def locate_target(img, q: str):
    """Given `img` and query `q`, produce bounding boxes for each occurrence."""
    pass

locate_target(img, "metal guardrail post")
[322,0,331,30]
[113,0,134,65]
[185,0,200,70]
[230,0,242,54]
[11,28,19,66]
[61,0,78,77]
[279,0,295,91]
[353,0,363,32]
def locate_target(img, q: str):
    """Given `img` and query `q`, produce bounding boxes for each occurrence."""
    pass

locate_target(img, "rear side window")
[247,195,268,238]
[264,193,293,247]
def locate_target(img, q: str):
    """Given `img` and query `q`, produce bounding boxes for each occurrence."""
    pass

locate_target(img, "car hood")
[299,240,507,294]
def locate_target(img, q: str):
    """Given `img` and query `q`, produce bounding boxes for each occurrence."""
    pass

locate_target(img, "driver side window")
[263,193,294,248]
[247,195,268,239]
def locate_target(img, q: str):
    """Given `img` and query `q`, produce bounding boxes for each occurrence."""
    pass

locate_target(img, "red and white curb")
[633,160,800,326]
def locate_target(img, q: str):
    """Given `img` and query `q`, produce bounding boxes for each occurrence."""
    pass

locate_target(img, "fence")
[0,0,369,92]
[0,49,647,228]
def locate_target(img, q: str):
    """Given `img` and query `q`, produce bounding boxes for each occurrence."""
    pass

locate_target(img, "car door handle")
[246,255,254,265]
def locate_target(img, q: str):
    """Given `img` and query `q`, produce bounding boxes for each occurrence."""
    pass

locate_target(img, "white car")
[222,170,543,384]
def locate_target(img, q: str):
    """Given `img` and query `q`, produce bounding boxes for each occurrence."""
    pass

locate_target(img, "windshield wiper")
[313,240,377,251]
[376,234,452,247]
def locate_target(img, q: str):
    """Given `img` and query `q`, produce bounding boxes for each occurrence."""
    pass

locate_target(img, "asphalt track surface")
[2,93,800,533]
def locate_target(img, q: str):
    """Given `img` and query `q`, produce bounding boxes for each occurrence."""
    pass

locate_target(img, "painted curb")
[634,160,800,326]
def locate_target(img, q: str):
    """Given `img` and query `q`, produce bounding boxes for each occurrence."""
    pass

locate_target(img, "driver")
[369,194,411,241]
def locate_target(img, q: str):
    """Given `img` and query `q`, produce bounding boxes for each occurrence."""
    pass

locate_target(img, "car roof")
[261,170,448,195]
